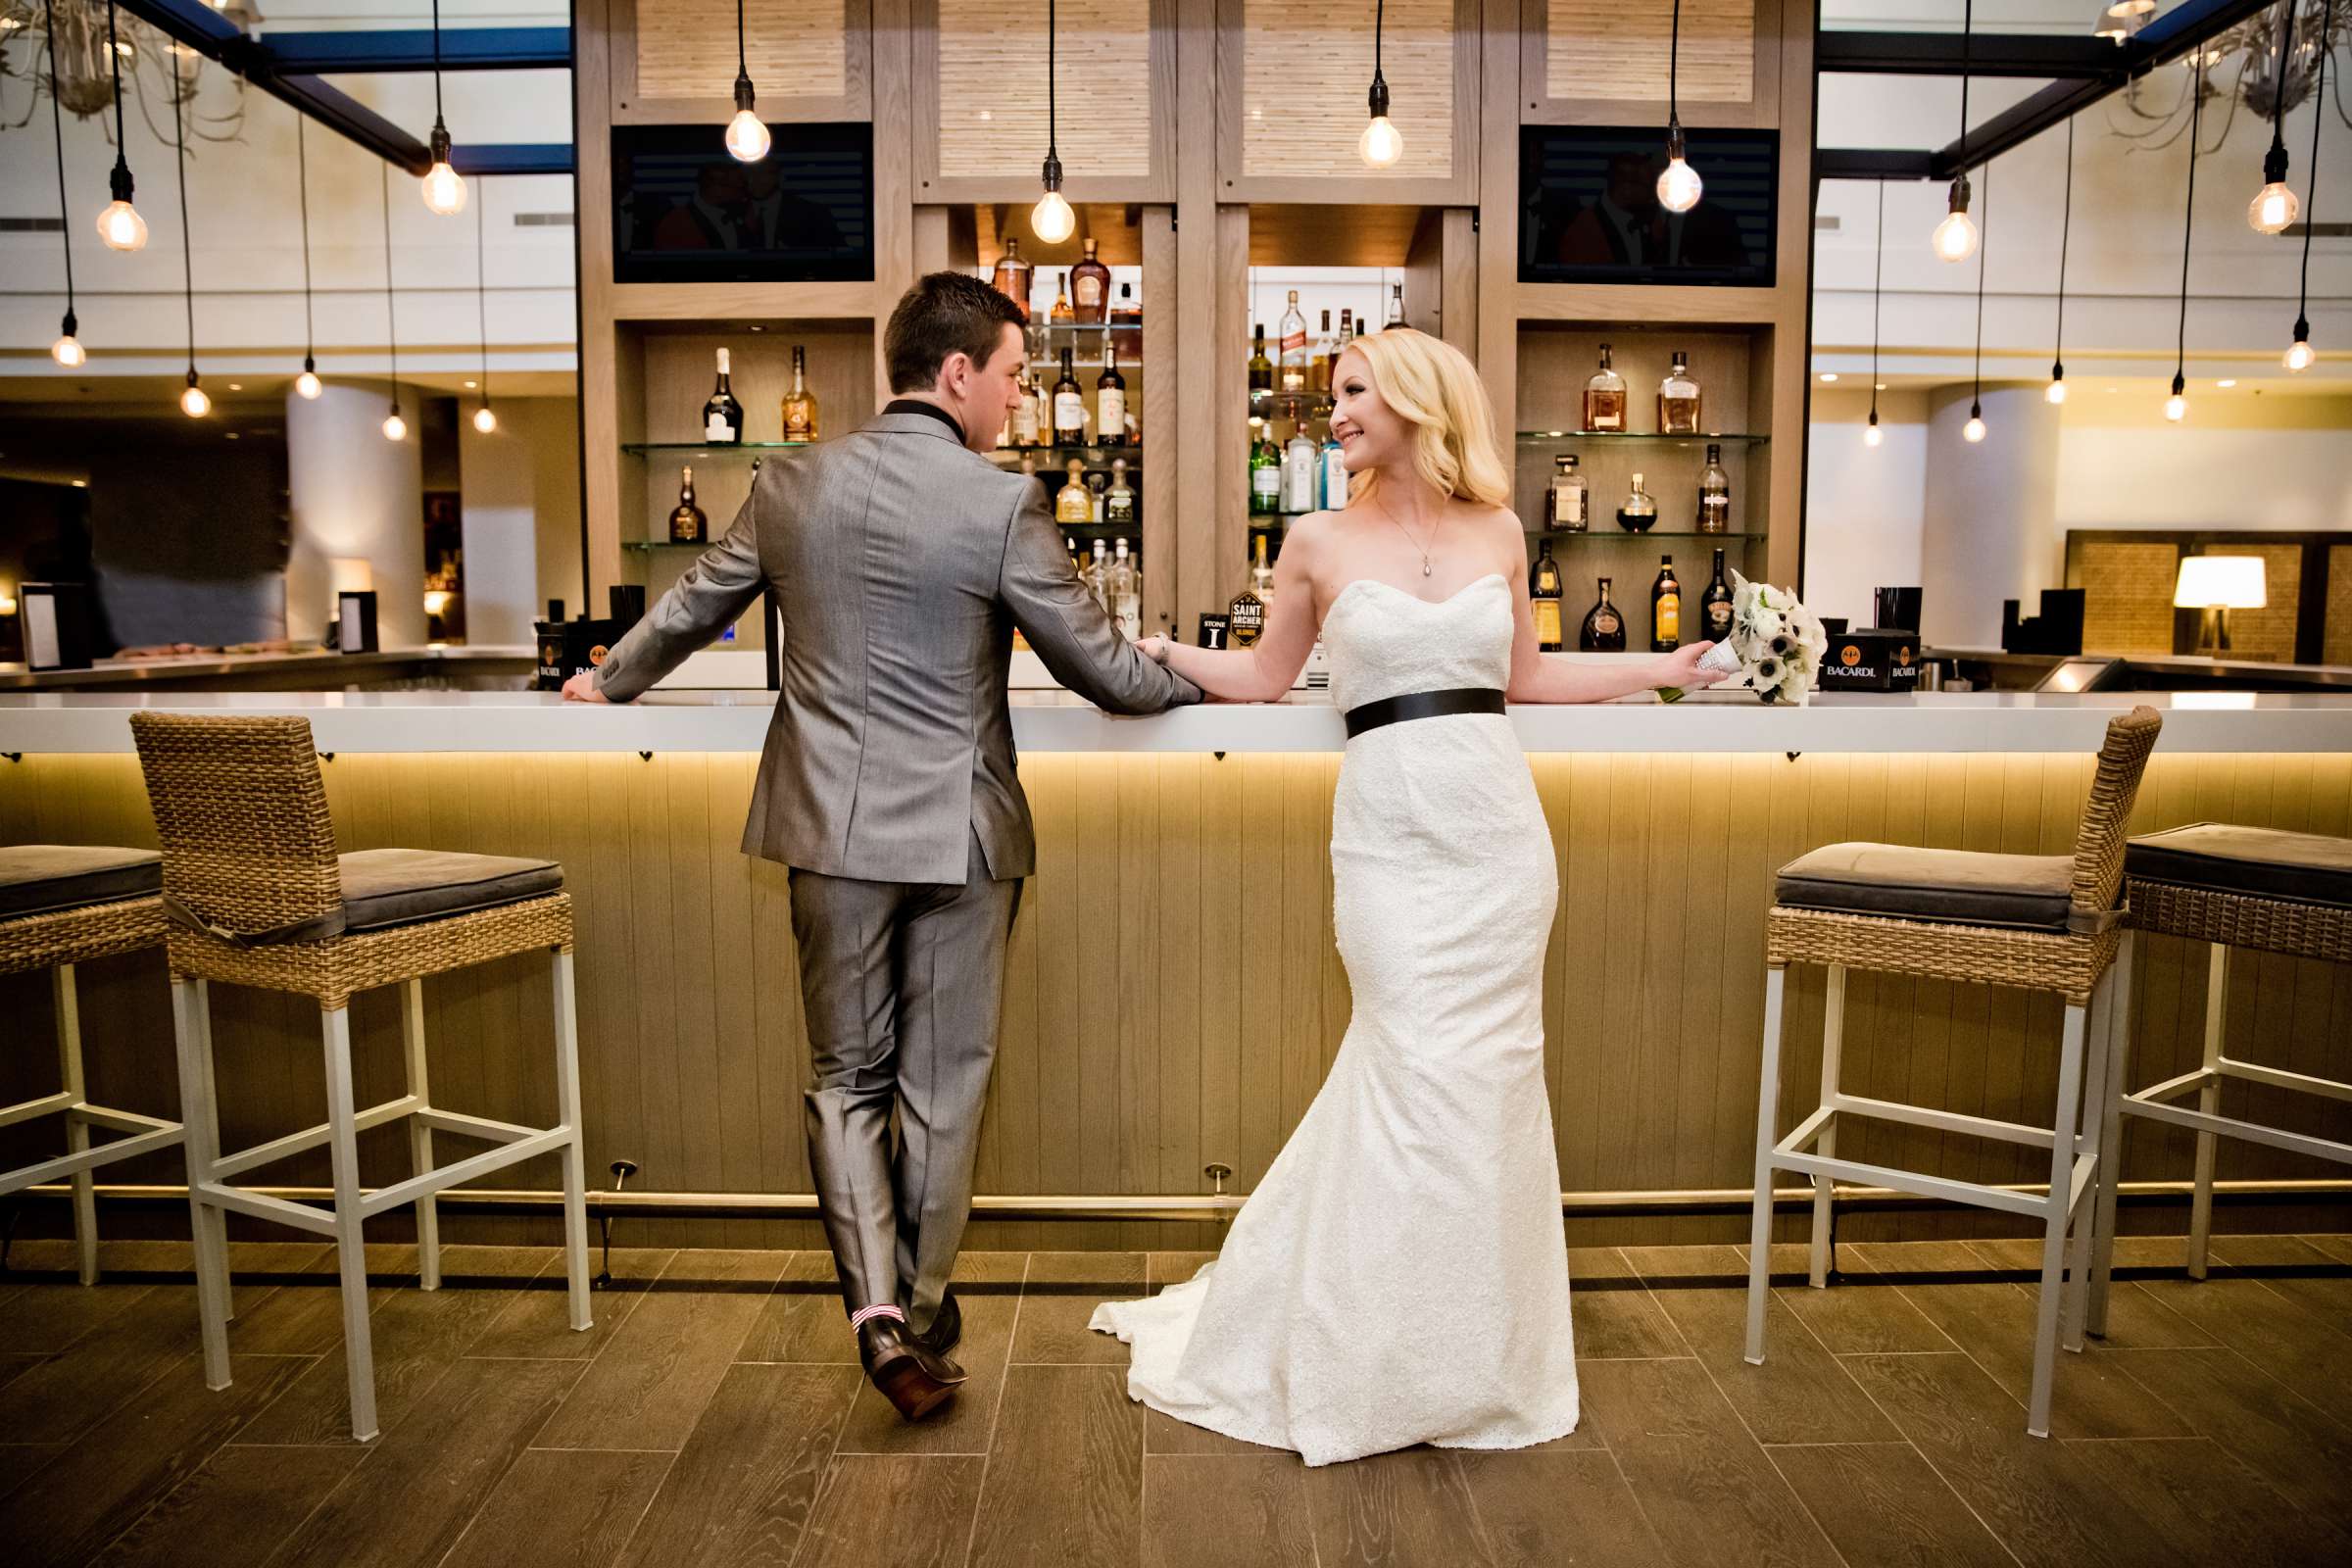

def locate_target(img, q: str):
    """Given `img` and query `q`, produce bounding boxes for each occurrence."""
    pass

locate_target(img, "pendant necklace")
[1383,507,1436,576]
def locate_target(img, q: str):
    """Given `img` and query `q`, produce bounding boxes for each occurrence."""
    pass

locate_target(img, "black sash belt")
[1344,687,1508,739]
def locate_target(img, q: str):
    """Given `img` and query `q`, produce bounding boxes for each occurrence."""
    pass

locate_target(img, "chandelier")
[0,0,252,143]
[2108,1,2348,150]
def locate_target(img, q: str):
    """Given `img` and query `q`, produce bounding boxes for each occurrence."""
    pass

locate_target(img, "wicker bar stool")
[2085,823,2352,1334]
[1742,706,2163,1439]
[1,847,179,1286]
[129,713,591,1443]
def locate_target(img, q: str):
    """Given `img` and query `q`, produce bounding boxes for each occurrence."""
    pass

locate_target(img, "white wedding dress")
[1090,571,1580,1466]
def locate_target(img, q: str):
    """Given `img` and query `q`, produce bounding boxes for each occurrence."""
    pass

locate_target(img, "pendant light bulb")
[2045,368,2068,406]
[96,196,146,252]
[1656,122,1701,214]
[472,404,498,434]
[295,358,322,400]
[1359,71,1401,170]
[1933,175,1980,263]
[2283,323,2315,372]
[180,369,210,418]
[1963,403,1986,444]
[1863,412,1883,448]
[2248,142,2297,234]
[421,122,466,216]
[52,310,85,368]
[383,408,408,442]
[726,74,770,163]
[2164,371,2187,423]
[1032,148,1075,243]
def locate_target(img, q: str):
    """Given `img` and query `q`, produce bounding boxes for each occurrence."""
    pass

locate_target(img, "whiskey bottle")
[1384,282,1404,330]
[1070,237,1111,324]
[669,466,708,543]
[1056,458,1093,524]
[1701,548,1736,643]
[1049,273,1075,359]
[1096,345,1127,448]
[1578,576,1627,652]
[1281,419,1319,514]
[1250,422,1281,515]
[1616,471,1657,534]
[1548,454,1590,533]
[1530,538,1565,652]
[1329,308,1354,385]
[1697,444,1731,533]
[1582,343,1627,432]
[702,348,745,444]
[1312,310,1334,399]
[1107,538,1142,640]
[1104,457,1137,525]
[1650,555,1682,653]
[991,236,1034,319]
[1278,289,1308,395]
[1111,282,1143,362]
[1009,365,1041,448]
[1657,352,1700,435]
[1249,322,1274,421]
[780,345,818,442]
[1053,348,1086,445]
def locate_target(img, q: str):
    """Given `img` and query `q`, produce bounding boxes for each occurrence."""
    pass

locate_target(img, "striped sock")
[849,1302,906,1333]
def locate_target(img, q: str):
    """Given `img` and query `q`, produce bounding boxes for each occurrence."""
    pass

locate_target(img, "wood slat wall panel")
[2328,546,2352,666]
[1240,0,1456,180]
[935,0,1154,179]
[3,748,2347,1250]
[2077,540,2180,657]
[1546,0,1753,103]
[633,0,849,100]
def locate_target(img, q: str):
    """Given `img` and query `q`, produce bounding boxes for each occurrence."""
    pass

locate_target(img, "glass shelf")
[1528,530,1754,540]
[621,441,808,457]
[991,445,1143,465]
[623,539,719,551]
[1516,431,1767,446]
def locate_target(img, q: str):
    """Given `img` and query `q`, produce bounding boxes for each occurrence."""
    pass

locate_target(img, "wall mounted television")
[1518,124,1779,288]
[611,122,873,284]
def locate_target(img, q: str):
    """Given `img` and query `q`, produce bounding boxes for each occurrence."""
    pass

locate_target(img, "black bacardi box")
[1818,628,1923,693]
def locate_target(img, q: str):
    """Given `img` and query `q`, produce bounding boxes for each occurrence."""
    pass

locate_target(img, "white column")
[1917,384,2064,651]
[285,383,426,647]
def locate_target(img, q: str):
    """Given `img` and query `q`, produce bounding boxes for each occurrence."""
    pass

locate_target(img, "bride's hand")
[1655,640,1728,689]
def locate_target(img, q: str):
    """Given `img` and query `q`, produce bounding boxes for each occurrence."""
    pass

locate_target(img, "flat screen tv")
[612,122,873,285]
[1519,124,1778,288]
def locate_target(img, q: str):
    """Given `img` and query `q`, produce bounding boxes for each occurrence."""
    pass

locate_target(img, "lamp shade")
[2173,556,2267,610]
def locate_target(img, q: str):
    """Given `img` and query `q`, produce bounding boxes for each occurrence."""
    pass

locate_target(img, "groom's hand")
[562,670,610,704]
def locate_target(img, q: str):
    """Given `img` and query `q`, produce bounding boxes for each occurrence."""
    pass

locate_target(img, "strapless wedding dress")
[1090,572,1580,1466]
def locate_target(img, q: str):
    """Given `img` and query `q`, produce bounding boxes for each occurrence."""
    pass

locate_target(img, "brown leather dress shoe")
[911,1291,961,1356]
[858,1320,967,1421]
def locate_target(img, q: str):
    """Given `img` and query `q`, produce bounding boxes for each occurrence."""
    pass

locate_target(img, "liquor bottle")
[1278,290,1308,395]
[1658,352,1700,434]
[1009,366,1041,448]
[1053,348,1086,445]
[1049,272,1075,359]
[1282,419,1319,514]
[1250,532,1277,607]
[1582,343,1627,432]
[1701,548,1736,643]
[669,466,708,543]
[1616,471,1657,533]
[1321,423,1348,511]
[1530,538,1565,652]
[1385,282,1404,330]
[1087,466,1108,522]
[1329,308,1354,385]
[1096,345,1127,448]
[1070,237,1111,324]
[1578,576,1627,652]
[1697,444,1731,533]
[1056,458,1093,524]
[702,347,745,444]
[1104,457,1137,525]
[1111,282,1143,362]
[1650,555,1682,653]
[780,345,818,442]
[1250,423,1281,515]
[1249,322,1274,420]
[1548,454,1590,532]
[1107,539,1142,640]
[1230,573,1267,649]
[991,236,1033,319]
[1312,310,1334,398]
[1084,538,1111,612]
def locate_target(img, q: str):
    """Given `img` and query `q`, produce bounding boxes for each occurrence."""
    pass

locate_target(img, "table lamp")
[2173,556,2266,656]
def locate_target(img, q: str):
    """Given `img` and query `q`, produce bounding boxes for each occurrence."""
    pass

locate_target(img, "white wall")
[1802,388,1930,628]
[458,395,583,644]
[2056,395,2352,531]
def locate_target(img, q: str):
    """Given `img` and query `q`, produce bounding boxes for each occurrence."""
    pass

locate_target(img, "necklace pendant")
[1422,559,1433,576]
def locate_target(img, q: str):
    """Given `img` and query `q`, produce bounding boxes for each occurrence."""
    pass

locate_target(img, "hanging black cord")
[43,0,74,331]
[1870,180,1883,423]
[104,0,132,202]
[2054,116,2073,378]
[382,164,399,403]
[1958,0,1972,165]
[1049,0,1059,159]
[1368,0,1391,126]
[432,0,445,121]
[738,0,747,76]
[1669,0,1680,120]
[2294,0,2333,342]
[2266,0,2294,167]
[1972,164,1989,408]
[297,116,316,364]
[2178,51,2206,391]
[476,187,491,409]
[173,48,194,375]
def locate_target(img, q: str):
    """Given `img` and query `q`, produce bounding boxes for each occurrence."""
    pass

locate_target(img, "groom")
[567,271,1201,1417]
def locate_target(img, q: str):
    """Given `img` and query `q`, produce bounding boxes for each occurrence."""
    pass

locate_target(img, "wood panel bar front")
[5,712,2346,1252]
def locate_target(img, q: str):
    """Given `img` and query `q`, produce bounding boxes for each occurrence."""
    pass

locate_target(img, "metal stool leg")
[2028,998,2091,1439]
[552,951,593,1333]
[54,964,98,1287]
[2065,958,2117,1353]
[2186,943,2229,1280]
[172,977,231,1389]
[320,1004,379,1443]
[1744,962,1788,1365]
[2087,932,2135,1338]
[399,979,440,1293]
[1810,965,1846,1289]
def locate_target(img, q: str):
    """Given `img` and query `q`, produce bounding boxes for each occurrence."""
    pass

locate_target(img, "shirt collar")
[885,399,966,445]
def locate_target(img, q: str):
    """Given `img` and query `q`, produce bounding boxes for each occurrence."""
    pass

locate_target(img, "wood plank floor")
[1,1235,2348,1567]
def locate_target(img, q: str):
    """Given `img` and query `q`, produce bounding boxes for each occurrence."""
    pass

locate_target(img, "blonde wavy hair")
[1338,327,1511,512]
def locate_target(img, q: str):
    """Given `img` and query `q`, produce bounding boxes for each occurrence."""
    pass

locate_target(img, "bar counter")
[2,690,2347,1254]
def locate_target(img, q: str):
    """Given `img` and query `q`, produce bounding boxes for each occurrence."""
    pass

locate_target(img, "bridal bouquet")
[1660,570,1828,707]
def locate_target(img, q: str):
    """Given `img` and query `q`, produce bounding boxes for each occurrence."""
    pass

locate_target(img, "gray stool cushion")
[0,845,164,919]
[2127,822,2352,909]
[1776,842,2078,932]
[338,849,564,933]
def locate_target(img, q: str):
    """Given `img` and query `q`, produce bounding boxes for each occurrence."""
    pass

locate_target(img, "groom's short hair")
[885,271,1025,393]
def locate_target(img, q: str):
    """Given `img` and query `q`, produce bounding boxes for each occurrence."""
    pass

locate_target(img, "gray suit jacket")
[594,409,1200,883]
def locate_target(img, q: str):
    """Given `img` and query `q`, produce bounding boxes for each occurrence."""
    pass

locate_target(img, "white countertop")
[3,689,2349,755]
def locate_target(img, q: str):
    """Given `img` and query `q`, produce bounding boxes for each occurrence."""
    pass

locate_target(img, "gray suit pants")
[788,828,1018,1334]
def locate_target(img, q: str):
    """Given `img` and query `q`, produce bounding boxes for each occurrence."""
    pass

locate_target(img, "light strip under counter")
[4,689,2352,755]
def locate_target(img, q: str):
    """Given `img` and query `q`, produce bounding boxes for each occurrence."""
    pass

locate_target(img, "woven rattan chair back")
[2067,707,2164,926]
[129,713,342,940]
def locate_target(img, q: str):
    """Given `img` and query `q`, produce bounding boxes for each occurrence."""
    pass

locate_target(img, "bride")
[1093,327,1724,1466]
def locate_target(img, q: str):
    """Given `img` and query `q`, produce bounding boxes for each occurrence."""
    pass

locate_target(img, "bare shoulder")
[1468,502,1524,576]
